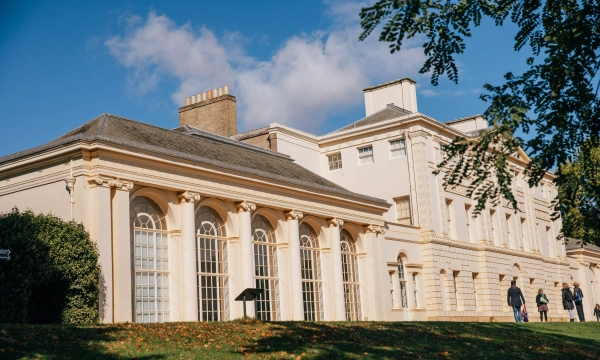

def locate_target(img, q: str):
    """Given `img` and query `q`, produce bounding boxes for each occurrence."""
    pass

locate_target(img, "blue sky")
[0,0,530,156]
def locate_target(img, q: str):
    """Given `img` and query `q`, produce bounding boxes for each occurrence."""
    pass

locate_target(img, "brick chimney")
[179,85,237,137]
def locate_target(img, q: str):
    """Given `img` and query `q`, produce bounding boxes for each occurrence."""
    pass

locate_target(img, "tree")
[359,0,600,245]
[0,208,101,324]
[556,141,600,245]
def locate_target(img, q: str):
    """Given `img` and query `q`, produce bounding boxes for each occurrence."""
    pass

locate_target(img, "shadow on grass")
[0,324,163,359]
[244,321,600,359]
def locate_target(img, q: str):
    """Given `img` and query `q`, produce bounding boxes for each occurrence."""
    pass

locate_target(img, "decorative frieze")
[447,184,468,197]
[535,209,550,221]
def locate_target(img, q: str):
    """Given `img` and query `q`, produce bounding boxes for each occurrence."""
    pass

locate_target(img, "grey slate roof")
[0,114,389,207]
[565,238,600,253]
[330,104,411,133]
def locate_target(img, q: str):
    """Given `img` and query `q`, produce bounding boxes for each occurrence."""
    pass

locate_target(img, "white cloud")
[419,88,481,98]
[105,2,425,132]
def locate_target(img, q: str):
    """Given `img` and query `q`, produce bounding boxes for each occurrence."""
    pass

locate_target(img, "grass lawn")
[0,320,599,359]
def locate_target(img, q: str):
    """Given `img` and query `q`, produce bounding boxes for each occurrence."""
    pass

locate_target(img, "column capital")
[88,176,133,191]
[236,201,256,213]
[327,218,344,228]
[388,269,396,275]
[178,191,200,204]
[285,210,304,221]
[363,224,386,234]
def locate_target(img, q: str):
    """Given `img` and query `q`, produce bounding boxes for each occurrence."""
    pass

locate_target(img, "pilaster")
[178,190,200,321]
[327,218,346,321]
[285,210,304,321]
[236,201,256,317]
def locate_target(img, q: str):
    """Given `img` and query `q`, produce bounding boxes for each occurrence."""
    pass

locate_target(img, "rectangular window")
[546,226,554,256]
[489,209,497,245]
[328,153,342,171]
[358,146,374,164]
[465,204,473,242]
[446,199,455,239]
[390,139,406,158]
[412,273,418,308]
[520,218,527,250]
[394,196,412,225]
[506,214,512,248]
[389,273,394,308]
[452,271,460,311]
[472,273,478,311]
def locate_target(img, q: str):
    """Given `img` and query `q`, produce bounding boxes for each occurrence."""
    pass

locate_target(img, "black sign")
[0,249,10,261]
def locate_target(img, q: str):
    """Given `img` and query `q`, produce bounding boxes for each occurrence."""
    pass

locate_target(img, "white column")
[87,177,113,323]
[327,218,346,321]
[236,201,256,316]
[286,210,304,321]
[362,225,385,321]
[109,178,134,323]
[178,191,200,321]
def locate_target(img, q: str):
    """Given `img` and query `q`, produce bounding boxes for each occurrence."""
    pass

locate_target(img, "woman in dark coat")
[535,289,549,322]
[562,283,576,322]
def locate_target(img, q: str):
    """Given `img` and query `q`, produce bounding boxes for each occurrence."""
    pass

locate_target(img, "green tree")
[0,208,101,324]
[556,141,600,245]
[359,1,600,244]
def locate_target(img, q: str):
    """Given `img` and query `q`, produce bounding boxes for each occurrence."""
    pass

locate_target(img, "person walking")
[573,282,585,322]
[561,283,576,322]
[507,280,526,322]
[535,289,549,322]
[594,304,600,322]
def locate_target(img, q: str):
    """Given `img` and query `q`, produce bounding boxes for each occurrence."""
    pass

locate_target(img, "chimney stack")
[363,78,418,116]
[179,85,237,137]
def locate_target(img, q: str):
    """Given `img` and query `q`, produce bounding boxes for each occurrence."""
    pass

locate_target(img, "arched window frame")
[397,257,408,308]
[130,196,169,323]
[195,206,229,322]
[340,229,361,321]
[299,222,323,321]
[252,215,280,321]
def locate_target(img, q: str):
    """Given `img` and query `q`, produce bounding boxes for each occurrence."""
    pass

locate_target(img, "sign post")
[0,249,10,261]
[234,288,264,319]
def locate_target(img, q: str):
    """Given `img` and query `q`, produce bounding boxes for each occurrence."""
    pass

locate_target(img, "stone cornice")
[87,175,133,191]
[422,235,570,266]
[178,190,200,204]
[285,210,304,221]
[235,201,256,213]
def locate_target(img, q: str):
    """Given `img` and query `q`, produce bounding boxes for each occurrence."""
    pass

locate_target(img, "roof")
[565,238,600,253]
[0,114,389,207]
[363,78,416,92]
[330,104,411,133]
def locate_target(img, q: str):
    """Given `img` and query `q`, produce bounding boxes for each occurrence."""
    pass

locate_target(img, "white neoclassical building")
[1,78,599,323]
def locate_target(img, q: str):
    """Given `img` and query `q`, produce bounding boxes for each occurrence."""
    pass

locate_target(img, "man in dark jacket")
[573,282,585,322]
[507,280,526,322]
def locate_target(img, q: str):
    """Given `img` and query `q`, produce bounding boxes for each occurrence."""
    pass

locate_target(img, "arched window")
[398,257,408,308]
[196,206,229,322]
[130,196,169,323]
[340,229,361,321]
[299,223,323,321]
[252,215,280,321]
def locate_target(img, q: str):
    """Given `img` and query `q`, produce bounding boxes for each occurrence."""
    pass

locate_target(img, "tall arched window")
[299,223,323,321]
[130,196,169,323]
[398,257,408,308]
[340,229,361,321]
[196,206,229,322]
[252,215,280,321]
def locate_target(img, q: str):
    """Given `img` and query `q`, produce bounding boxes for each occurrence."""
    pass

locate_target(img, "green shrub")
[0,208,101,324]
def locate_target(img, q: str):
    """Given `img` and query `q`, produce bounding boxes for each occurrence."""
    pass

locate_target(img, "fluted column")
[178,191,200,321]
[236,201,256,315]
[286,210,304,320]
[327,218,346,321]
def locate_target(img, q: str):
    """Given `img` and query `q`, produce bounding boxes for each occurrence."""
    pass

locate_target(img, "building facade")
[1,79,599,323]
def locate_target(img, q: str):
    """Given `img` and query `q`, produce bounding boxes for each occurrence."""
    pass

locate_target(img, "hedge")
[0,208,101,324]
